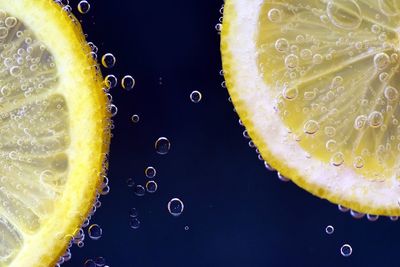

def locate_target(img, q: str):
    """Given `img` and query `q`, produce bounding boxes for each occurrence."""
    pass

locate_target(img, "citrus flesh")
[0,0,110,266]
[221,0,400,216]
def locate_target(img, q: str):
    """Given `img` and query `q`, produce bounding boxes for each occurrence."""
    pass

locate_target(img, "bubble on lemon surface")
[101,53,116,68]
[77,0,91,14]
[104,74,117,89]
[121,75,135,91]
[340,244,353,257]
[190,90,202,103]
[155,137,171,155]
[326,0,362,30]
[88,224,102,240]
[168,198,184,217]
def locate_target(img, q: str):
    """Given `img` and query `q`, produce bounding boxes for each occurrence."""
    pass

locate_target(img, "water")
[61,1,400,266]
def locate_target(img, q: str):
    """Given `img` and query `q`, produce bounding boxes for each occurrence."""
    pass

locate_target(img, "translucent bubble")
[303,120,319,135]
[340,244,353,257]
[379,72,389,82]
[77,0,91,14]
[338,205,349,212]
[267,8,282,22]
[129,218,141,229]
[354,115,367,130]
[324,126,336,137]
[155,137,171,155]
[384,86,399,101]
[330,152,344,167]
[134,185,145,197]
[121,75,135,90]
[88,224,102,240]
[277,172,290,182]
[284,54,299,69]
[390,216,398,221]
[146,180,158,193]
[104,75,117,89]
[367,214,379,222]
[84,259,96,267]
[264,161,275,171]
[129,208,138,218]
[184,226,189,231]
[350,210,365,219]
[325,225,334,235]
[326,0,362,30]
[275,38,289,52]
[300,49,312,60]
[101,53,116,68]
[353,156,364,169]
[326,140,337,152]
[312,54,323,64]
[167,198,184,216]
[190,90,202,103]
[368,111,384,128]
[5,17,17,28]
[126,178,135,187]
[145,166,156,178]
[283,86,298,100]
[93,257,106,267]
[374,52,390,70]
[131,114,140,123]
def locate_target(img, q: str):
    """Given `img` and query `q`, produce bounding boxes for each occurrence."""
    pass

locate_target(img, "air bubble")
[312,54,323,64]
[77,0,91,14]
[88,224,102,240]
[267,8,282,22]
[129,218,141,229]
[134,185,145,197]
[340,244,353,257]
[326,0,362,30]
[354,115,367,130]
[277,172,290,182]
[155,137,171,155]
[353,156,364,169]
[129,208,138,218]
[325,225,334,235]
[283,86,298,100]
[368,111,384,128]
[284,54,298,69]
[5,17,17,28]
[379,72,389,82]
[101,53,116,68]
[84,259,96,267]
[126,178,135,187]
[167,198,184,217]
[146,180,158,193]
[330,152,344,166]
[374,52,390,69]
[384,86,399,101]
[275,38,289,52]
[303,120,319,135]
[326,140,337,152]
[145,166,156,178]
[190,90,202,103]
[350,210,365,219]
[131,114,140,123]
[121,75,135,90]
[367,214,379,221]
[104,75,117,89]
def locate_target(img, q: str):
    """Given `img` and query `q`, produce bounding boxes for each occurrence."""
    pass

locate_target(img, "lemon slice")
[0,0,110,266]
[221,0,400,216]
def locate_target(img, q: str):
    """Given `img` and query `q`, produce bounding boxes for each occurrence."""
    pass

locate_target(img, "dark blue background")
[65,1,400,266]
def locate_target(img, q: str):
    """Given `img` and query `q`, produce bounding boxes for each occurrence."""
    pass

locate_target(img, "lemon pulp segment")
[222,0,400,215]
[0,0,110,266]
